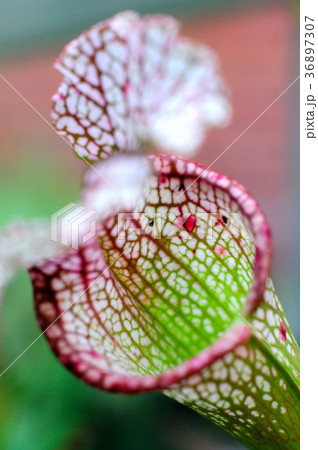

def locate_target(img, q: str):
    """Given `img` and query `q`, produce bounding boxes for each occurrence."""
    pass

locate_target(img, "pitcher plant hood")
[51,11,231,161]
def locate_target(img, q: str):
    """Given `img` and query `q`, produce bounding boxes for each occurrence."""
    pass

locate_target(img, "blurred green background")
[0,0,298,449]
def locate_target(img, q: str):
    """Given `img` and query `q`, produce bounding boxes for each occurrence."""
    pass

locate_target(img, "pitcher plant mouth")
[30,154,272,393]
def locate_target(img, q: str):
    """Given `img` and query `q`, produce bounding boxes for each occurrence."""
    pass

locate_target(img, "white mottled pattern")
[52,11,231,161]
